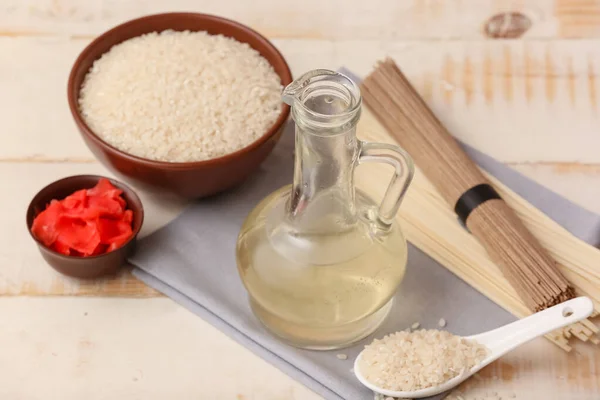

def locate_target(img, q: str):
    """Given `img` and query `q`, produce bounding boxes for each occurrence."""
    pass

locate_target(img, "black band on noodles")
[454,183,502,226]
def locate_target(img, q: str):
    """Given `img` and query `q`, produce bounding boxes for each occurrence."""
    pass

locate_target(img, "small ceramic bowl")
[67,12,292,198]
[26,175,144,279]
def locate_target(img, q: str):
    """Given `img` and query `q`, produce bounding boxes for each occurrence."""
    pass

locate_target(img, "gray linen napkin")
[130,72,600,400]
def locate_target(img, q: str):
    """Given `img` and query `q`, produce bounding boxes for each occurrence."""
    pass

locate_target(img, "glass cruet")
[236,69,415,350]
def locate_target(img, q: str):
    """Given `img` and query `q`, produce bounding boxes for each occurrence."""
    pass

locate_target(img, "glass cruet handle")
[357,141,415,225]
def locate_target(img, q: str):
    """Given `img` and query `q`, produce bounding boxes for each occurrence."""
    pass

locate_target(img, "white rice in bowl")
[78,30,283,162]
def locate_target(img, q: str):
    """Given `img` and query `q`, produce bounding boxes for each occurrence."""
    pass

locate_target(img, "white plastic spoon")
[354,296,594,399]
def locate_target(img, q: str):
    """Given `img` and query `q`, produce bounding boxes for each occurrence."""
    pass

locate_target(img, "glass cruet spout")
[235,68,415,350]
[281,69,340,106]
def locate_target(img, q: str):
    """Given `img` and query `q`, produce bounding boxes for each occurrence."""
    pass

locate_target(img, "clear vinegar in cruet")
[236,69,415,349]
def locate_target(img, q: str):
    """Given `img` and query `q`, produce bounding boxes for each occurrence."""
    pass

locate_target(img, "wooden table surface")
[2,1,600,399]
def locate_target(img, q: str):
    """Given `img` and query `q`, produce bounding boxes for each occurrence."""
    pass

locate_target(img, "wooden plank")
[450,340,600,399]
[1,0,599,40]
[1,162,187,296]
[0,0,555,40]
[2,37,600,164]
[0,297,322,400]
[0,37,92,162]
[509,163,600,215]
[556,0,600,38]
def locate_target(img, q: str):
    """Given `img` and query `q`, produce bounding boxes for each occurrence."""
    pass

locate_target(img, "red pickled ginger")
[31,178,134,257]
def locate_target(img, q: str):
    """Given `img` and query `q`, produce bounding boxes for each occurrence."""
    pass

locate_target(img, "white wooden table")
[2,1,600,399]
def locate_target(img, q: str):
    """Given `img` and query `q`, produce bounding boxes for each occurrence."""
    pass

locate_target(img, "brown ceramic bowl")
[67,13,292,198]
[26,175,144,279]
